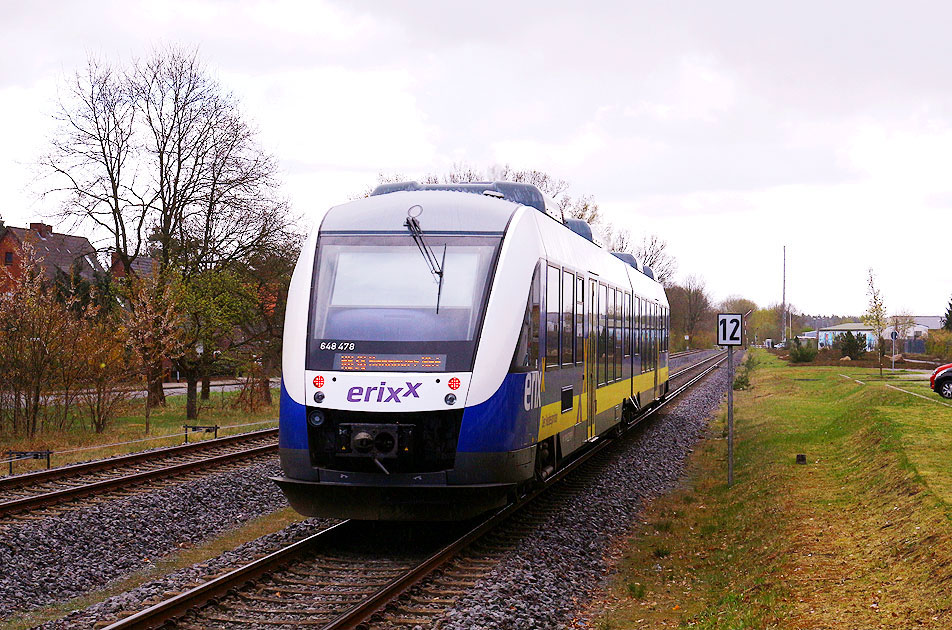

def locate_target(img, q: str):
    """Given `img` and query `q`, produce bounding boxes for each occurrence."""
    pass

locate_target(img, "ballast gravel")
[35,519,332,630]
[19,350,728,629]
[0,459,289,622]
[434,362,731,630]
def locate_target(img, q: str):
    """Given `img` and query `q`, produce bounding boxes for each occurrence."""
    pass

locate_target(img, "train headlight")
[444,393,456,405]
[313,390,325,403]
[307,409,325,428]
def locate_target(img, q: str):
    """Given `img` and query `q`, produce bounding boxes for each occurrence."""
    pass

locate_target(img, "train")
[273,181,671,520]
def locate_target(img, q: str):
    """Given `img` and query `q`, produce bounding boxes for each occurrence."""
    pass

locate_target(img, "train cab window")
[310,235,499,348]
[512,262,541,371]
[545,264,561,370]
[575,275,584,365]
[561,269,574,366]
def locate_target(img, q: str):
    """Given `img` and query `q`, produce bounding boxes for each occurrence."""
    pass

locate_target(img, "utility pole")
[781,245,787,344]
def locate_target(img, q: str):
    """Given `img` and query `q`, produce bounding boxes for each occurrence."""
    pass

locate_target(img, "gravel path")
[435,364,731,630]
[0,459,289,622]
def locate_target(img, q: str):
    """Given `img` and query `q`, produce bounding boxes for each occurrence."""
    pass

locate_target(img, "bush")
[789,337,818,363]
[926,329,952,362]
[733,352,758,390]
[836,331,866,360]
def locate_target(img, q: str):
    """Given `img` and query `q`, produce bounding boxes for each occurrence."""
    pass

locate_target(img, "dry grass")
[0,387,279,475]
[590,351,952,629]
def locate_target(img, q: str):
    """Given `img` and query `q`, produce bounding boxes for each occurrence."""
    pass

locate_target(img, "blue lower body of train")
[272,375,540,520]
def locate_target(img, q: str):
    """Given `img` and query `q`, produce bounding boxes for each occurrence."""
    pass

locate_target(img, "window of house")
[3,252,11,266]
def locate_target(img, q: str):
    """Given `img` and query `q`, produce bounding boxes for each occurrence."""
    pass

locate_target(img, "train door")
[585,278,598,440]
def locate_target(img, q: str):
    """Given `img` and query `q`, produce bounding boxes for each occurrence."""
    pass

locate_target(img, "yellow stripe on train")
[537,367,669,441]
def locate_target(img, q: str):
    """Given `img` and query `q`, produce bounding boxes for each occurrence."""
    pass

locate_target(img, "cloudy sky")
[1,0,950,316]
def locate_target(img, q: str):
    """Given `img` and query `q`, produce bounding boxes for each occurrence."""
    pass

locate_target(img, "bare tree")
[863,268,888,378]
[603,229,677,285]
[666,275,712,349]
[44,58,148,275]
[636,234,678,285]
[46,46,291,408]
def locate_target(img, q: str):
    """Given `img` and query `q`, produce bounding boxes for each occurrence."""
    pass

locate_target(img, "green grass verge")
[592,350,952,629]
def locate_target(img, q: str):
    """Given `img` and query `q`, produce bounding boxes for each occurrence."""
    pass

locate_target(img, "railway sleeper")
[408,595,458,605]
[229,604,335,617]
[204,613,330,625]
[260,584,377,595]
[388,616,438,625]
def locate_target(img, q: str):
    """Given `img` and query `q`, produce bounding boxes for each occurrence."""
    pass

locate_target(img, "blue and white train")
[274,182,670,520]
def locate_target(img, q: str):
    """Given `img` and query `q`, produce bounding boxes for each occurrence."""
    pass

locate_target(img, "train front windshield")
[307,234,500,372]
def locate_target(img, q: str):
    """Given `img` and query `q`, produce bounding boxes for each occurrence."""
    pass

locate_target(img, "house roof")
[110,254,158,277]
[818,322,873,332]
[914,316,943,329]
[4,225,103,281]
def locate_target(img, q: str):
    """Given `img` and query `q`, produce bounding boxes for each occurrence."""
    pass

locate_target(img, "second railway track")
[0,428,278,521]
[100,351,730,630]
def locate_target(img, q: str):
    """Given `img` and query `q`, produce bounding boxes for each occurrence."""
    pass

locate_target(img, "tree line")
[0,46,299,438]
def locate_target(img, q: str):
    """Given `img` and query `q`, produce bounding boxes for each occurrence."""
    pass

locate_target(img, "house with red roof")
[0,221,103,290]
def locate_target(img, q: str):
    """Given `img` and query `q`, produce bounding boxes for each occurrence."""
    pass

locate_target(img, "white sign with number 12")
[717,313,743,346]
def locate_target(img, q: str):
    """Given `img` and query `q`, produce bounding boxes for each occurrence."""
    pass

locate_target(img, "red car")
[931,363,952,399]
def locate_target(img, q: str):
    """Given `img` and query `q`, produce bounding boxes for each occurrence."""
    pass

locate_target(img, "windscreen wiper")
[404,206,446,313]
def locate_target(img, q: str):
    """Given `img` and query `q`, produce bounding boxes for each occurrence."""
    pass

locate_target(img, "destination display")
[333,353,447,372]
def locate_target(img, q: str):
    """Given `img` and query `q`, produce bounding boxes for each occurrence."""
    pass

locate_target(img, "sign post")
[891,330,898,371]
[717,313,744,487]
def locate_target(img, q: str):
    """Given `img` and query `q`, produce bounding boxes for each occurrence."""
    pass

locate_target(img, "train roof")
[372,180,550,213]
[321,189,521,233]
[323,182,660,283]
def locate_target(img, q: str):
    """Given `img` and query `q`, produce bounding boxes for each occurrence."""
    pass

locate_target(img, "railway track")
[100,352,729,630]
[0,428,278,520]
[669,348,709,360]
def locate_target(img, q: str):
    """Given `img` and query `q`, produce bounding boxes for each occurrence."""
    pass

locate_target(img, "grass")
[0,387,279,475]
[2,507,308,630]
[591,350,952,629]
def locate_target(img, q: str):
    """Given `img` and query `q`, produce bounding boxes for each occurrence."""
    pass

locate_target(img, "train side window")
[545,264,560,370]
[561,269,574,366]
[606,286,615,382]
[636,297,643,372]
[662,307,668,352]
[598,283,608,385]
[575,275,584,365]
[614,289,622,381]
[624,292,631,358]
[652,304,658,369]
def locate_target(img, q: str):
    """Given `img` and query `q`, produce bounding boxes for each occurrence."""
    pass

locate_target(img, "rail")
[102,351,728,630]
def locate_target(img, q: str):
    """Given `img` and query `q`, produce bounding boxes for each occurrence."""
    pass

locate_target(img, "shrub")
[789,337,818,363]
[836,331,866,360]
[926,329,952,362]
[733,352,758,390]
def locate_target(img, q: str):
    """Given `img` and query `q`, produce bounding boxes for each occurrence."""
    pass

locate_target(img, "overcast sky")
[1,0,950,316]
